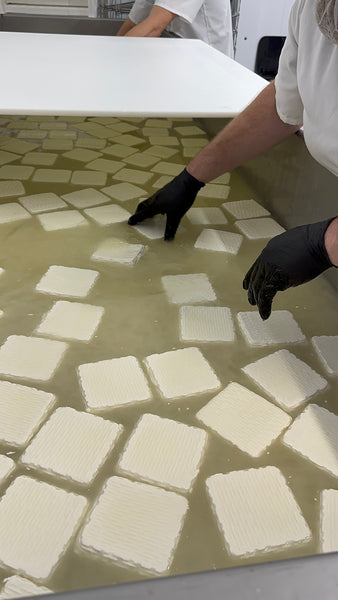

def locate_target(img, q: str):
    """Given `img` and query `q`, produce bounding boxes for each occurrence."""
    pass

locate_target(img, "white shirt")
[275,0,338,177]
[128,0,234,57]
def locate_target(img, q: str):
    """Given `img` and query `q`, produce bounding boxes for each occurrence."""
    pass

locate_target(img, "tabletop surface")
[0,31,267,117]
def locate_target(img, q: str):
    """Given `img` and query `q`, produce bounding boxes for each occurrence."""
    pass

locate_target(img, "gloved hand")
[243,218,335,320]
[128,168,205,241]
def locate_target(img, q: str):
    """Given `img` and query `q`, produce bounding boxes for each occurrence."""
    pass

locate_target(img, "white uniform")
[128,0,234,57]
[275,0,338,177]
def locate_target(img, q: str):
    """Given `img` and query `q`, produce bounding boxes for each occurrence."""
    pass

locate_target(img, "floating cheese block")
[118,413,208,493]
[109,122,139,134]
[76,138,106,150]
[0,575,51,599]
[84,204,130,226]
[122,152,160,168]
[101,182,146,202]
[61,188,110,209]
[142,127,169,137]
[242,349,327,411]
[0,181,25,198]
[186,207,227,225]
[198,183,230,200]
[175,125,205,136]
[283,404,338,478]
[40,121,67,130]
[197,382,291,457]
[0,202,31,224]
[36,300,104,342]
[320,489,338,552]
[17,130,48,139]
[144,347,220,401]
[180,137,208,147]
[148,136,180,146]
[78,476,188,575]
[145,119,173,128]
[36,265,99,298]
[0,455,15,486]
[161,273,216,304]
[113,167,153,185]
[21,152,58,167]
[0,166,34,180]
[112,134,145,147]
[101,143,136,158]
[143,146,178,159]
[62,149,102,162]
[0,335,68,382]
[42,139,74,151]
[92,238,146,266]
[32,169,71,184]
[235,217,285,239]
[49,130,77,139]
[311,336,338,375]
[0,380,56,448]
[70,170,107,186]
[85,158,124,174]
[21,407,122,486]
[206,466,311,557]
[152,175,172,189]
[0,150,21,166]
[78,355,152,412]
[151,161,184,176]
[0,476,88,581]
[37,210,89,232]
[1,140,39,155]
[222,199,270,219]
[194,229,243,254]
[180,305,235,342]
[237,310,306,346]
[19,192,66,214]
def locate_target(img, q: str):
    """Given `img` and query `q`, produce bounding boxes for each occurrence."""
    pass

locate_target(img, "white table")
[0,32,267,117]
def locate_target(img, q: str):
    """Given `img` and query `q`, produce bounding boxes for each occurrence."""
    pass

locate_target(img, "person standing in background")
[117,0,234,57]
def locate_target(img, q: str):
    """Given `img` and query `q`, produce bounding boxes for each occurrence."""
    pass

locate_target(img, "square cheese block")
[0,456,15,486]
[84,204,131,226]
[174,125,205,136]
[17,130,48,139]
[85,158,124,174]
[122,152,160,168]
[78,355,152,412]
[109,122,139,134]
[194,229,243,254]
[182,147,201,158]
[180,306,235,342]
[21,407,122,486]
[186,207,227,225]
[143,146,178,159]
[152,175,172,189]
[142,127,169,137]
[134,215,184,240]
[113,168,153,185]
[0,203,31,224]
[144,347,220,401]
[101,144,136,158]
[42,139,74,151]
[118,413,207,493]
[21,152,57,167]
[0,335,68,382]
[222,199,270,220]
[162,273,216,304]
[0,476,87,581]
[40,121,67,130]
[78,476,188,574]
[180,137,208,147]
[148,136,179,146]
[151,162,183,176]
[112,134,145,147]
[320,489,338,552]
[197,382,291,458]
[0,380,56,448]
[0,181,25,198]
[235,217,285,239]
[37,210,89,232]
[101,182,146,202]
[92,238,147,265]
[36,300,104,342]
[0,140,39,155]
[145,118,173,127]
[70,170,107,186]
[311,336,338,375]
[242,349,327,411]
[0,166,34,181]
[283,404,338,478]
[61,188,109,209]
[198,184,230,200]
[19,193,67,214]
[206,466,311,557]
[237,310,306,346]
[36,265,99,298]
[49,130,77,140]
[62,149,102,162]
[0,576,51,599]
[0,151,21,166]
[32,169,71,184]
[76,138,106,150]
[213,173,231,185]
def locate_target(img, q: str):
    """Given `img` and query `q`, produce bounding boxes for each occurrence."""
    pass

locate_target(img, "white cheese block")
[186,207,227,225]
[78,476,188,575]
[0,335,68,382]
[148,136,180,146]
[62,149,102,162]
[40,122,67,130]
[222,199,270,219]
[237,310,306,346]
[161,273,216,304]
[198,183,230,200]
[242,349,327,411]
[36,265,99,298]
[37,210,89,232]
[320,489,338,552]
[145,119,173,128]
[36,300,104,342]
[235,217,285,239]
[206,467,311,557]
[142,127,169,137]
[143,146,179,159]
[113,168,153,185]
[197,382,291,457]
[101,182,146,202]
[78,355,152,412]
[283,404,338,478]
[101,144,136,158]
[21,152,58,167]
[122,152,160,168]
[0,381,55,449]
[183,147,202,158]
[180,137,208,147]
[194,229,243,254]
[0,181,25,198]
[0,203,31,224]
[311,336,338,375]
[152,176,172,189]
[70,170,107,186]
[175,125,206,136]
[112,134,145,147]
[19,193,67,214]
[0,151,21,166]
[61,188,110,209]
[118,413,207,493]
[134,215,184,240]
[49,130,77,140]
[17,130,48,139]
[0,476,88,581]
[180,305,235,342]
[0,166,34,180]
[0,576,51,599]
[84,204,130,226]
[0,456,15,486]
[21,407,122,486]
[109,122,139,134]
[144,347,220,401]
[32,169,71,184]
[76,138,106,150]
[1,140,39,155]
[42,139,74,151]
[151,162,183,176]
[85,158,124,174]
[92,238,146,266]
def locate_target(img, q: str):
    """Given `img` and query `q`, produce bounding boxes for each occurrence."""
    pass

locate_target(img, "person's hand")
[128,169,205,241]
[243,218,335,320]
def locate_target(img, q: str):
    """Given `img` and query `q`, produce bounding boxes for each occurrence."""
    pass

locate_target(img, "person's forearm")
[324,217,338,266]
[187,81,301,184]
[117,18,135,36]
[126,6,175,37]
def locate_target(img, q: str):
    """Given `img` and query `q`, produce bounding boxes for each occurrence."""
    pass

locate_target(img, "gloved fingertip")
[164,234,174,242]
[128,215,138,225]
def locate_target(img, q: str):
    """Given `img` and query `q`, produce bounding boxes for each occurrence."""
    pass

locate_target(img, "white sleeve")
[154,0,204,23]
[274,0,305,126]
[129,0,153,24]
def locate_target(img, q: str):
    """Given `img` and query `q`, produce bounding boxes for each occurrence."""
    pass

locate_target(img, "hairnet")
[316,0,338,43]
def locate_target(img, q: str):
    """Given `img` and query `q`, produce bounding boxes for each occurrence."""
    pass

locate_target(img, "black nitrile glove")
[128,168,205,241]
[243,218,335,320]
